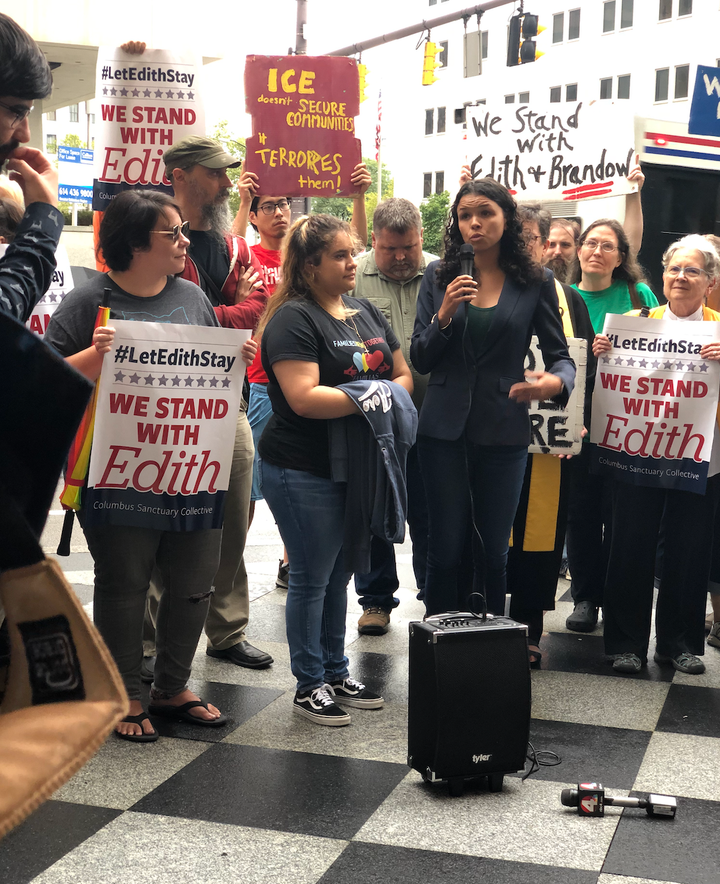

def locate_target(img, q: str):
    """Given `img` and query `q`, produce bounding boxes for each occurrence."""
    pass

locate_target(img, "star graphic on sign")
[664,361,674,370]
[651,360,661,369]
[675,361,684,370]
[144,374,154,385]
[196,376,206,386]
[166,89,175,99]
[177,90,185,99]
[131,88,140,97]
[172,375,182,386]
[158,375,168,386]
[129,373,140,384]
[626,357,636,367]
[638,359,648,368]
[119,87,128,96]
[154,89,163,98]
[114,371,125,382]
[700,362,709,372]
[187,90,195,100]
[685,363,695,372]
[143,88,151,97]
[109,87,117,96]
[614,357,624,366]
[221,377,231,388]
[208,377,218,387]
[184,376,194,386]
[102,87,108,96]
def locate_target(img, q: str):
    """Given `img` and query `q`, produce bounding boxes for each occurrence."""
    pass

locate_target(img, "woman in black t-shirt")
[253,214,413,727]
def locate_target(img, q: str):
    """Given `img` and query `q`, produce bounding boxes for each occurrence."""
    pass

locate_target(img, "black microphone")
[561,784,677,818]
[459,242,474,278]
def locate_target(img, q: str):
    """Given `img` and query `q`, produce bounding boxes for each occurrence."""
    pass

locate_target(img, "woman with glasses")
[46,189,242,740]
[593,235,720,674]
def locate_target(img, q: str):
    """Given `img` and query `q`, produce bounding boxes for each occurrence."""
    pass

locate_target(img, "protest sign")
[689,65,720,137]
[463,101,636,201]
[86,320,248,530]
[58,146,94,203]
[0,243,75,338]
[244,55,362,197]
[590,314,720,493]
[93,46,205,210]
[527,336,587,456]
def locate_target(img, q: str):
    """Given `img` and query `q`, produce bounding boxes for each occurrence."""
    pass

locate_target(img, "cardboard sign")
[463,102,636,201]
[689,65,720,137]
[0,243,75,338]
[86,320,248,530]
[590,314,720,494]
[93,46,205,210]
[244,55,362,197]
[527,337,587,456]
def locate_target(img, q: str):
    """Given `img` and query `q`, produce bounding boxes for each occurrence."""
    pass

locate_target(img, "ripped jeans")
[82,523,221,700]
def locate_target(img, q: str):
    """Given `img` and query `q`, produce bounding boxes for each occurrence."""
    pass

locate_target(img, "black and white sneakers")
[325,677,384,709]
[293,687,351,726]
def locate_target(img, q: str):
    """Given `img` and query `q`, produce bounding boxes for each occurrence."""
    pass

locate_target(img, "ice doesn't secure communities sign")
[463,101,637,201]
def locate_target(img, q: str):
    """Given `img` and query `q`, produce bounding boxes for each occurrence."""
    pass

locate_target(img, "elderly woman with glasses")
[592,234,720,674]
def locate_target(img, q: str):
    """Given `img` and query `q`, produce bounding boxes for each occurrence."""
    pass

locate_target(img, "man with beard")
[543,219,580,284]
[0,13,62,321]
[140,135,274,672]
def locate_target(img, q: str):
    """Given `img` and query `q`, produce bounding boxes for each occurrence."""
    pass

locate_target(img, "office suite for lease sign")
[590,315,720,494]
[86,321,248,530]
[462,101,636,200]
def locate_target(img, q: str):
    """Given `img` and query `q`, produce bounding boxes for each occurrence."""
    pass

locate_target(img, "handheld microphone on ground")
[561,783,677,819]
[459,243,475,278]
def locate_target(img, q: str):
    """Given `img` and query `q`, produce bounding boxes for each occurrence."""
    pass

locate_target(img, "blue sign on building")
[689,66,720,137]
[58,146,94,203]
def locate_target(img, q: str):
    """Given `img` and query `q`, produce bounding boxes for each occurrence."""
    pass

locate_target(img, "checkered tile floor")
[3,502,719,884]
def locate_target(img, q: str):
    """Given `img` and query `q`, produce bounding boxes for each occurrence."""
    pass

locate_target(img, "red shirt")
[248,243,282,384]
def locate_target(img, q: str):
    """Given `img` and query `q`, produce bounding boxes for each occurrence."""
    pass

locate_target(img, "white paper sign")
[527,336,587,455]
[1,242,75,338]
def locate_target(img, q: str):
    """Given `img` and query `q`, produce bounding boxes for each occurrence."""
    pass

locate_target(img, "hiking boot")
[358,606,390,635]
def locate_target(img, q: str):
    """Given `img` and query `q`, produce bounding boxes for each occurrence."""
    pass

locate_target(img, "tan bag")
[0,555,128,838]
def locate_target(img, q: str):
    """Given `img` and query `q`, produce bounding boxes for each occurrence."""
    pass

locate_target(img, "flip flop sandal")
[115,712,159,743]
[148,699,228,727]
[528,646,543,669]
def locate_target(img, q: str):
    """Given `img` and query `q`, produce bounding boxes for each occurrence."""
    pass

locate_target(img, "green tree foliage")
[61,133,84,148]
[211,120,246,216]
[419,191,450,257]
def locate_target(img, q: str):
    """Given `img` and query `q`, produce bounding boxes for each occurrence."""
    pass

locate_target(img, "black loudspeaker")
[408,614,531,793]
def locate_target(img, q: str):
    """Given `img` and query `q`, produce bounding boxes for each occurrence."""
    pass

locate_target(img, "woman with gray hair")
[592,233,720,674]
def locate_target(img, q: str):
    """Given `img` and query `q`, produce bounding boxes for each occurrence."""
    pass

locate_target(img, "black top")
[188,230,230,294]
[259,296,401,477]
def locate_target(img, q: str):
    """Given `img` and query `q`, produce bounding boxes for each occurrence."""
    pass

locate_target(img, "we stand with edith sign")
[463,102,637,201]
[244,55,362,197]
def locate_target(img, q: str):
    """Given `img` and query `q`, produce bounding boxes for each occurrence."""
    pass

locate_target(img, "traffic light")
[422,41,442,86]
[507,12,544,66]
[358,63,369,102]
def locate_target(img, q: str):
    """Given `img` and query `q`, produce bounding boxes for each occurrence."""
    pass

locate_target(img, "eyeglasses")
[523,234,542,245]
[257,199,290,215]
[582,239,618,253]
[150,221,190,242]
[0,99,34,129]
[664,265,709,280]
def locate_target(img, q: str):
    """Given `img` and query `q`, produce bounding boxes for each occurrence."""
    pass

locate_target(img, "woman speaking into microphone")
[411,179,576,619]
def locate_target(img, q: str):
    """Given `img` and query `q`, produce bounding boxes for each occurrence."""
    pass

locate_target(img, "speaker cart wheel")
[488,773,504,792]
[448,778,465,797]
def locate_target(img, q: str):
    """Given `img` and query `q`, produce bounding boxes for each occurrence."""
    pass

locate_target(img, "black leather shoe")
[566,601,599,633]
[206,641,273,669]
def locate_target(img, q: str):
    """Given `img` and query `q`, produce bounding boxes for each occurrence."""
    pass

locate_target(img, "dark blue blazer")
[410,263,576,445]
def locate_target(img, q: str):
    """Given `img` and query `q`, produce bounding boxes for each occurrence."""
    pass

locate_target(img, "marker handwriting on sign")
[266,68,316,94]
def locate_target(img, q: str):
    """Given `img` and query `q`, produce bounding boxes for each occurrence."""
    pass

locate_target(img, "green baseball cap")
[163,135,241,173]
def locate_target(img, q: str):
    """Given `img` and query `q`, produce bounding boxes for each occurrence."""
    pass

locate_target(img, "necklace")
[337,311,368,352]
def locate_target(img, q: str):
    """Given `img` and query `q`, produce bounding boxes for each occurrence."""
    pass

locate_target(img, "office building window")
[553,12,564,43]
[655,68,669,101]
[674,64,689,99]
[423,173,432,198]
[46,134,57,153]
[439,41,448,67]
[678,0,692,14]
[437,106,446,134]
[600,78,613,99]
[69,103,79,122]
[435,172,445,194]
[46,110,56,121]
[617,74,631,99]
[518,91,530,103]
[550,86,562,103]
[425,109,434,136]
[659,0,672,19]
[568,9,581,40]
[603,1,616,32]
[566,83,578,101]
[505,94,515,104]
[620,0,634,27]
[429,0,436,5]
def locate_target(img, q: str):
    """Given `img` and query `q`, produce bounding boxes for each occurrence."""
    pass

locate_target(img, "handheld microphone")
[561,783,677,819]
[459,242,475,278]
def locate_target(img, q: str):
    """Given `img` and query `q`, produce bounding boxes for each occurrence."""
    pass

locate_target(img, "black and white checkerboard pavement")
[3,502,719,884]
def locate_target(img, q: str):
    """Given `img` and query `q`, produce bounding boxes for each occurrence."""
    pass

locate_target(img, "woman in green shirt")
[569,218,658,334]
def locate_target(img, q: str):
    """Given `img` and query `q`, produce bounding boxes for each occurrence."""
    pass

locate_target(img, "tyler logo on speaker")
[472,753,493,764]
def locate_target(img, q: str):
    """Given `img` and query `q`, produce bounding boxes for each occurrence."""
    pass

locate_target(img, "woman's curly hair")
[436,178,543,289]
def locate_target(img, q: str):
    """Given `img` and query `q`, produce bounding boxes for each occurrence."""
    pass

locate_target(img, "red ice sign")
[244,55,362,198]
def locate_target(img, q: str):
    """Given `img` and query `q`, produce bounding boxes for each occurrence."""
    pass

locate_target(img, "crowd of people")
[3,13,720,738]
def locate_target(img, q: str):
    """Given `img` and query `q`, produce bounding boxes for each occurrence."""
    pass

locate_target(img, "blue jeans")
[418,435,528,617]
[354,444,428,609]
[259,459,351,693]
[248,383,273,502]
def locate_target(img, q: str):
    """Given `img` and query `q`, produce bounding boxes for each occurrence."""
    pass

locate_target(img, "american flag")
[375,89,382,162]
